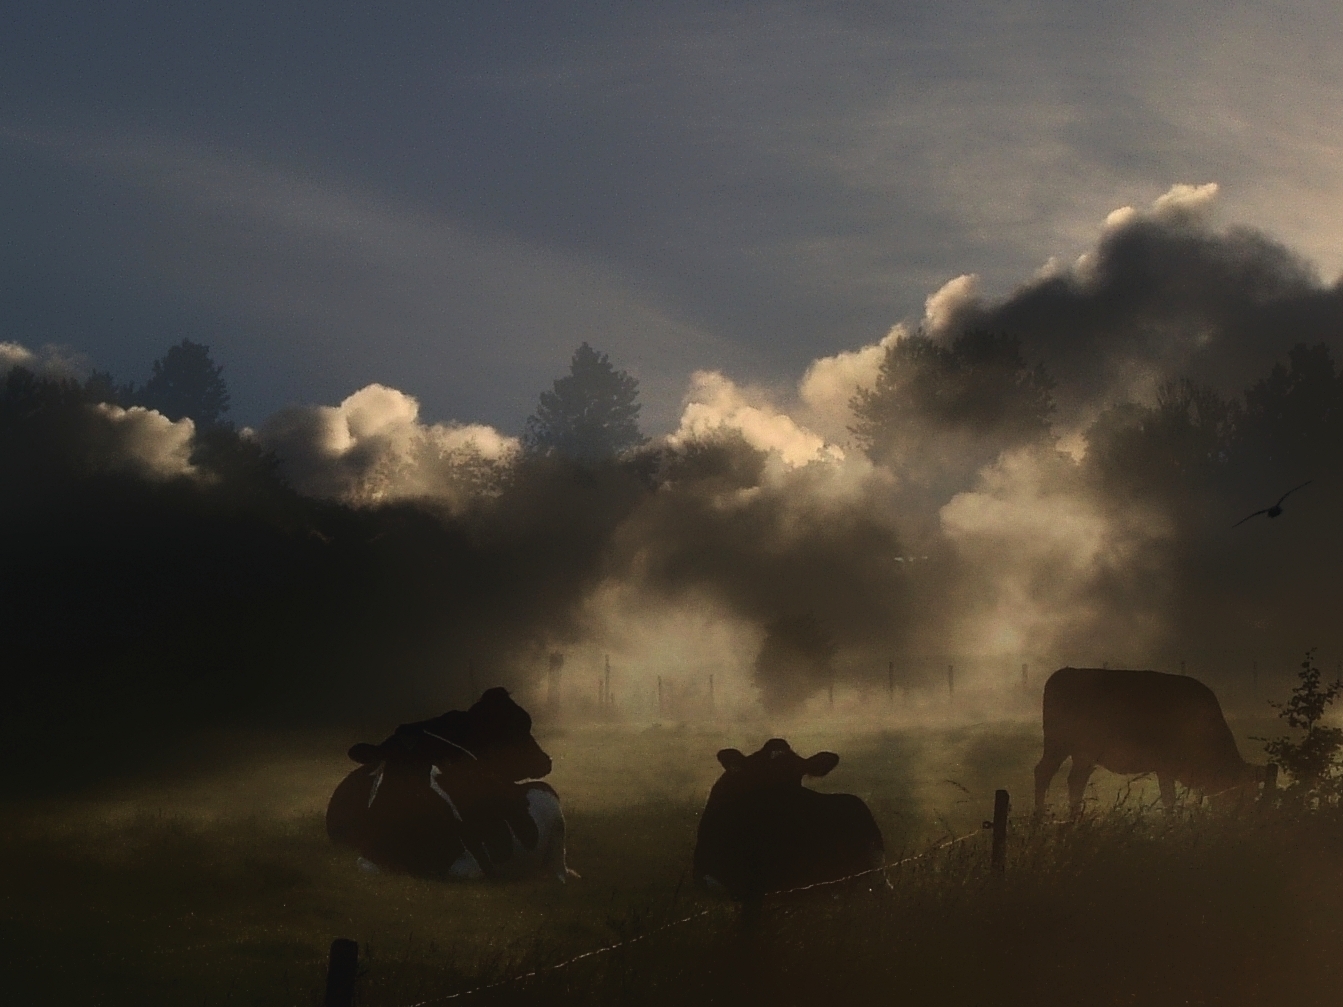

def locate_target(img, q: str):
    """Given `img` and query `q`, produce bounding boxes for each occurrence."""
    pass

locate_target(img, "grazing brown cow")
[1035,667,1262,815]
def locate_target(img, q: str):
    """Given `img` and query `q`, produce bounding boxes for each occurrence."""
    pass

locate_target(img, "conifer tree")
[139,339,231,428]
[523,343,646,463]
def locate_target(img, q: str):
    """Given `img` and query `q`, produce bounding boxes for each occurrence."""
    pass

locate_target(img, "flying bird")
[1232,481,1312,528]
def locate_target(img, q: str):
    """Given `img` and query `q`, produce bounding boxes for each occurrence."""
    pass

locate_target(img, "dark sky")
[3,1,1342,432]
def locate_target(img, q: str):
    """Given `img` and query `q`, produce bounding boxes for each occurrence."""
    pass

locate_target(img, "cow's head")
[459,687,552,782]
[714,738,839,797]
[346,688,551,781]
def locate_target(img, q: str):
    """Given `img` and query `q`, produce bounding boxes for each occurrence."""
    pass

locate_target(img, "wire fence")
[328,770,1279,1007]
[371,823,991,1007]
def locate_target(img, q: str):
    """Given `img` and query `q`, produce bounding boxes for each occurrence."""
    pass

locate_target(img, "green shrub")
[1258,648,1343,805]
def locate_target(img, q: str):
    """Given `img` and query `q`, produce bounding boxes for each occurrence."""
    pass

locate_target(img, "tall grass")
[5,720,1337,1006]
[441,801,1343,1007]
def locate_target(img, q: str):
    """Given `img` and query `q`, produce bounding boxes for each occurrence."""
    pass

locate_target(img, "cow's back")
[695,786,881,897]
[1042,667,1243,785]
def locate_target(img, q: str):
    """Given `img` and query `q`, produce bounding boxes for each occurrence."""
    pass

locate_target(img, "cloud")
[938,446,1169,660]
[1152,182,1221,222]
[0,341,90,380]
[0,339,195,479]
[0,342,34,373]
[257,384,517,508]
[669,370,843,468]
[91,404,197,480]
[797,324,907,442]
[923,275,983,336]
[938,183,1343,430]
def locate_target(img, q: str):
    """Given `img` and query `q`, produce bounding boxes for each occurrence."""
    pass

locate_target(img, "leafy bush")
[1259,648,1343,805]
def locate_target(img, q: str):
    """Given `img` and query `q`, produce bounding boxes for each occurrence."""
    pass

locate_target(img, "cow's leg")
[1034,742,1068,814]
[1066,757,1095,816]
[1158,774,1177,815]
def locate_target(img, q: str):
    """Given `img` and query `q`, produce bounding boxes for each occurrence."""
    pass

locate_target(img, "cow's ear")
[717,749,747,772]
[803,752,840,777]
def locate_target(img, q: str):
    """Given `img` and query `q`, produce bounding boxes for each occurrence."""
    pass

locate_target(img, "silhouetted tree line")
[6,329,1343,788]
[1080,341,1343,653]
[0,346,654,794]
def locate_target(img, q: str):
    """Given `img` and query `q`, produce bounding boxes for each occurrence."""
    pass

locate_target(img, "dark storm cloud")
[939,190,1343,425]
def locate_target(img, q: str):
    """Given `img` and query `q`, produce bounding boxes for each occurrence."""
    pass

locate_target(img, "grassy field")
[4,708,1339,1006]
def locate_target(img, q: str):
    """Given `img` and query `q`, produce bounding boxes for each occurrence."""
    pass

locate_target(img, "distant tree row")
[0,351,654,794]
[90,337,646,463]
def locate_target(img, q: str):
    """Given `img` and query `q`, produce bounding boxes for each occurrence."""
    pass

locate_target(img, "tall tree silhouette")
[851,329,1054,472]
[523,343,646,463]
[138,339,231,428]
[850,329,1055,542]
[1234,342,1343,485]
[1085,378,1232,504]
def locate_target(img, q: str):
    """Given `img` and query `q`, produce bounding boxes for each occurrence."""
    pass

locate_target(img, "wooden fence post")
[324,938,358,1007]
[990,789,1009,874]
[1261,763,1278,804]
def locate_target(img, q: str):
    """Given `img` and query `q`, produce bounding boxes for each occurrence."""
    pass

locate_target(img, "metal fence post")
[324,938,358,1007]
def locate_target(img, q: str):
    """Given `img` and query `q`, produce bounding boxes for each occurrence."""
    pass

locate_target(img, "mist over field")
[3,185,1341,794]
[11,7,1343,1004]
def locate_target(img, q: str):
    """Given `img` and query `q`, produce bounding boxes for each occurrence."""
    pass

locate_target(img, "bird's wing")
[1275,480,1312,506]
[1233,509,1270,528]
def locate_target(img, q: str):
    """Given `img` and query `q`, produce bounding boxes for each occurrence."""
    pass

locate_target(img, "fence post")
[990,789,1009,874]
[1261,763,1278,804]
[324,938,358,1007]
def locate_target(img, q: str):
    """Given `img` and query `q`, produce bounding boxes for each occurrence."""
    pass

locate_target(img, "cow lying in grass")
[693,738,883,900]
[326,688,574,882]
[1035,666,1264,816]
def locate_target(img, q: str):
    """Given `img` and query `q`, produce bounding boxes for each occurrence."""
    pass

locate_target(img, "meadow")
[4,699,1341,1006]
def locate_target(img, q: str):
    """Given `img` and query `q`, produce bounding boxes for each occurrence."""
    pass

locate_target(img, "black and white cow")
[693,738,883,900]
[325,688,574,881]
